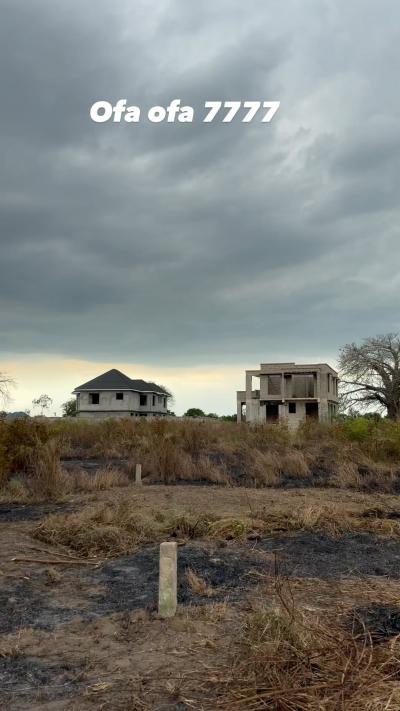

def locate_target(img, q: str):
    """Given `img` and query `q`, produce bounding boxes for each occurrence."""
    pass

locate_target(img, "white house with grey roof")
[73,369,170,419]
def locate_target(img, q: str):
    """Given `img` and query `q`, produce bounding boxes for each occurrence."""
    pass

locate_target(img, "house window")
[163,397,167,408]
[288,402,296,414]
[89,393,99,405]
[116,392,124,400]
[152,395,156,406]
[140,394,147,407]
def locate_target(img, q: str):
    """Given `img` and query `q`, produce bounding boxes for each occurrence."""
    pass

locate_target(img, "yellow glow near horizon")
[0,356,246,415]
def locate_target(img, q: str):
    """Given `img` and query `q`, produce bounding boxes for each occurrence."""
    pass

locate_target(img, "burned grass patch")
[0,544,270,636]
[352,605,400,641]
[0,577,78,635]
[257,531,400,579]
[0,501,75,523]
[0,655,88,708]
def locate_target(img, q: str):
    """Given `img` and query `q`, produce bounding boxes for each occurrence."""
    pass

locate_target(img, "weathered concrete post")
[158,542,177,618]
[135,463,142,485]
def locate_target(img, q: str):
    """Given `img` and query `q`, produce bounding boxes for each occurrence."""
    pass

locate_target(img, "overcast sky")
[1,0,399,414]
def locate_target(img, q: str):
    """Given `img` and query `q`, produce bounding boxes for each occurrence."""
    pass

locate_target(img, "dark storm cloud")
[1,0,400,365]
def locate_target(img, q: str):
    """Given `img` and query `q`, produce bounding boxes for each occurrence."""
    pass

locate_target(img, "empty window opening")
[292,375,314,398]
[89,393,99,405]
[267,375,281,395]
[116,392,124,400]
[152,395,156,406]
[163,397,167,408]
[288,402,296,414]
[140,394,147,407]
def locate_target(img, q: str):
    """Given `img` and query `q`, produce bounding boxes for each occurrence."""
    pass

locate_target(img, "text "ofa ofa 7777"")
[89,99,281,124]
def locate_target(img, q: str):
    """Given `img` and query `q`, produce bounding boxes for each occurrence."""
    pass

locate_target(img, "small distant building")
[73,369,170,419]
[237,362,338,429]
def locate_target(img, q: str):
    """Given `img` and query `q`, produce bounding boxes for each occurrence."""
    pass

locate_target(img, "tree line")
[2,333,400,420]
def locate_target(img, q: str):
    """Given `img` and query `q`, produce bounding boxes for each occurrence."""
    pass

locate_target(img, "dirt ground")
[1,484,400,709]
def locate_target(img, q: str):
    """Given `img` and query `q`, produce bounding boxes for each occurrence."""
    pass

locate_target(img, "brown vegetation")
[205,577,400,710]
[1,416,400,501]
[32,495,400,559]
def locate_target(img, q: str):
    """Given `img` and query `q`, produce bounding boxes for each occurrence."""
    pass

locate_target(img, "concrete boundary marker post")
[135,463,142,485]
[158,542,177,618]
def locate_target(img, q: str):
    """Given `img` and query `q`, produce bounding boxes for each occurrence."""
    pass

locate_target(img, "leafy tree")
[62,398,77,417]
[184,408,205,418]
[339,333,400,420]
[32,393,53,416]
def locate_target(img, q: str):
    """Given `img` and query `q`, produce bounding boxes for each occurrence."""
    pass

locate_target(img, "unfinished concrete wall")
[76,390,168,418]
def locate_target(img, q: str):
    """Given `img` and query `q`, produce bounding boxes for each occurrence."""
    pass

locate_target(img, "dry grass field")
[1,418,400,708]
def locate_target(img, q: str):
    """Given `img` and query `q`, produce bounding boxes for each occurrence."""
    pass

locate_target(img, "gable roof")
[73,369,169,395]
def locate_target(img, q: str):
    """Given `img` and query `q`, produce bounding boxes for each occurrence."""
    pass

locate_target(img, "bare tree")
[0,372,15,406]
[339,334,400,419]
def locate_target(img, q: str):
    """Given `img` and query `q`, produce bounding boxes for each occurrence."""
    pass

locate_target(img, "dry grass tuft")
[32,497,400,560]
[145,438,194,483]
[29,439,66,501]
[196,456,230,484]
[33,500,161,557]
[164,512,215,539]
[186,568,216,597]
[245,449,283,487]
[332,461,361,488]
[203,578,400,710]
[67,467,129,492]
[281,450,311,479]
[45,567,63,585]
[0,478,30,502]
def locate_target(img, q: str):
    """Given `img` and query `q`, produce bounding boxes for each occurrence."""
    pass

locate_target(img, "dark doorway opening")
[305,402,319,419]
[266,402,279,422]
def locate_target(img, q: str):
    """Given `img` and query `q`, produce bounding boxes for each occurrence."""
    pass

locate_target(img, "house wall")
[278,401,307,430]
[237,362,339,429]
[76,390,168,418]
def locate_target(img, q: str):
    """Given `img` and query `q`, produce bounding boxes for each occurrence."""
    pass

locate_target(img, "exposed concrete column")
[319,399,329,421]
[237,399,242,422]
[281,372,285,401]
[316,370,320,399]
[135,463,142,485]
[245,371,253,399]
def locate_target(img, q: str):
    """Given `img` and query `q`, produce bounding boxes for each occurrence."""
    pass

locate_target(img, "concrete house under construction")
[73,369,170,419]
[237,362,339,429]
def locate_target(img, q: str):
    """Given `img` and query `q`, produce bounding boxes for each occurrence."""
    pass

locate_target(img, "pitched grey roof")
[73,369,169,395]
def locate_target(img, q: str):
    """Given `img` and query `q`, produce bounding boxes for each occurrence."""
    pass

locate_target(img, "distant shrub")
[341,417,372,442]
[0,417,52,483]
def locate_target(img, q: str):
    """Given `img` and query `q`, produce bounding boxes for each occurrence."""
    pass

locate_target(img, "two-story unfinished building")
[73,369,170,419]
[237,362,338,429]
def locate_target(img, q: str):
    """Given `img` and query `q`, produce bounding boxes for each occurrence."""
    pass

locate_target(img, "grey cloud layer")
[1,0,399,365]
